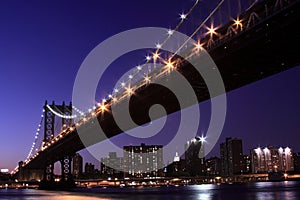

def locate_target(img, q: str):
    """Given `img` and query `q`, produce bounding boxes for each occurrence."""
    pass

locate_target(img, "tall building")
[293,152,300,172]
[123,143,163,177]
[185,137,206,176]
[72,153,83,178]
[242,155,251,174]
[206,156,221,176]
[220,137,243,176]
[165,152,186,177]
[100,152,123,176]
[251,146,294,173]
[85,163,95,174]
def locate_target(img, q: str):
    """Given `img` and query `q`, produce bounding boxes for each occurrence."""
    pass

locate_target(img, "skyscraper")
[251,146,294,173]
[293,152,300,172]
[85,163,95,174]
[220,137,243,176]
[100,152,123,176]
[185,137,206,176]
[206,156,221,176]
[123,143,163,177]
[242,155,251,174]
[72,153,83,178]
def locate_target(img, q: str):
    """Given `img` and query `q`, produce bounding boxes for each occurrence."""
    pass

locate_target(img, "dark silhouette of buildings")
[123,143,163,177]
[100,152,123,177]
[85,163,95,175]
[206,157,221,176]
[165,152,187,177]
[72,153,83,178]
[185,137,206,176]
[294,153,300,172]
[220,137,243,176]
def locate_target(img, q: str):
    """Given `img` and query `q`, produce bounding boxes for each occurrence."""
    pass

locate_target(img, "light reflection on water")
[0,181,299,200]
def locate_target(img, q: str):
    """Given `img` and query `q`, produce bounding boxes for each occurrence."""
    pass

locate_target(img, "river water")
[0,181,300,200]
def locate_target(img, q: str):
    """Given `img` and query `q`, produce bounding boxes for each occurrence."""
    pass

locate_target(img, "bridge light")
[144,75,151,84]
[167,29,174,36]
[206,24,217,38]
[114,88,119,93]
[112,97,118,103]
[99,103,108,113]
[233,17,243,29]
[125,86,134,96]
[155,43,162,49]
[152,52,160,60]
[121,82,125,87]
[164,59,175,72]
[146,55,151,61]
[137,65,142,71]
[194,41,204,51]
[180,13,187,20]
[128,75,133,79]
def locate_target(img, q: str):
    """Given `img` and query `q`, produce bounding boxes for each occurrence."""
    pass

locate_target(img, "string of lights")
[90,0,222,112]
[25,109,44,162]
[91,0,202,111]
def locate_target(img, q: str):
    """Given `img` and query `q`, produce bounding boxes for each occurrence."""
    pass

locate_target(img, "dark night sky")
[0,0,299,171]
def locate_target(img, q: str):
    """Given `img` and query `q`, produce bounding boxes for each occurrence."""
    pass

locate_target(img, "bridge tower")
[41,101,74,188]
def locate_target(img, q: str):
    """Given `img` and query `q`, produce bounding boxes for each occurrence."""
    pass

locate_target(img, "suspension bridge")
[10,0,300,189]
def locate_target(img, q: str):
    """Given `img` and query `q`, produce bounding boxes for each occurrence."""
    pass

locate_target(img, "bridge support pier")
[39,159,75,190]
[60,155,75,186]
[38,101,75,190]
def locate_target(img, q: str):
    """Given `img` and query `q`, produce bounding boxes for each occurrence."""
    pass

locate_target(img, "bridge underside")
[22,0,300,171]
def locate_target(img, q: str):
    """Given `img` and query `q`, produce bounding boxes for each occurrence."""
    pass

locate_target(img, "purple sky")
[0,0,299,171]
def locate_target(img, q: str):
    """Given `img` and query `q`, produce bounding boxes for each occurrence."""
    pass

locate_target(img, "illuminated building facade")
[251,146,294,173]
[100,152,123,177]
[123,143,163,177]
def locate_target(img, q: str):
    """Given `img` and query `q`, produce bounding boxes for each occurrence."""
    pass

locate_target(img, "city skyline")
[0,0,299,173]
[57,137,299,175]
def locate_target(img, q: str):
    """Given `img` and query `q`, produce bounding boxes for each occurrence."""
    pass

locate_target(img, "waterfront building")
[72,153,83,178]
[123,143,163,177]
[251,146,294,173]
[185,136,206,176]
[220,137,243,176]
[85,163,95,174]
[100,152,123,177]
[242,155,251,174]
[293,152,300,172]
[206,156,221,176]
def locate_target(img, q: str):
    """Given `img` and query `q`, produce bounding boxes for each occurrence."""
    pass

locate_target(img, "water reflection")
[254,181,299,200]
[0,181,299,200]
